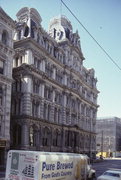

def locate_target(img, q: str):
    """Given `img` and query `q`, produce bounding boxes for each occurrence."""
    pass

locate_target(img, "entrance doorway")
[0,148,5,166]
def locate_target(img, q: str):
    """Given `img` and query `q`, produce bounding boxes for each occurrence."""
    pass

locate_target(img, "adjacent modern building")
[0,8,15,166]
[96,117,121,157]
[10,7,99,159]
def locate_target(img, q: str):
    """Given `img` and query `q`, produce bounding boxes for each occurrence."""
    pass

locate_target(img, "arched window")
[0,87,2,106]
[58,109,61,124]
[0,60,4,74]
[43,103,47,119]
[47,104,51,121]
[54,108,57,122]
[12,124,22,146]
[53,129,61,147]
[42,127,50,146]
[2,30,8,45]
[24,26,29,37]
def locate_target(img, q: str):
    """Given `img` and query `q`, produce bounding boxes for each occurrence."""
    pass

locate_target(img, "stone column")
[34,28,38,41]
[79,102,82,114]
[25,49,33,64]
[56,109,59,123]
[18,57,21,66]
[63,72,67,85]
[68,110,71,125]
[52,65,56,80]
[83,134,86,152]
[78,102,81,128]
[21,28,24,39]
[22,77,32,115]
[52,89,55,103]
[44,103,48,120]
[13,58,16,68]
[61,128,65,152]
[35,130,40,147]
[40,82,45,98]
[75,100,78,125]
[62,92,67,124]
[38,103,41,118]
[40,99,44,119]
[49,127,52,147]
[41,59,45,72]
[40,60,43,71]
[50,104,54,123]
[68,131,72,148]
[0,29,2,41]
[50,128,54,151]
[13,30,18,40]
[21,123,29,148]
[39,126,43,148]
[84,105,86,117]
[76,132,79,151]
[3,85,11,140]
[58,109,62,124]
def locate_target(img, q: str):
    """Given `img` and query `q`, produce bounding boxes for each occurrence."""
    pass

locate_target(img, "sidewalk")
[0,170,5,180]
[105,157,121,160]
[0,173,5,180]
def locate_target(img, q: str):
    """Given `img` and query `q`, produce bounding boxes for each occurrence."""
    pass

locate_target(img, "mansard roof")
[16,7,42,24]
[49,15,72,31]
[0,7,15,28]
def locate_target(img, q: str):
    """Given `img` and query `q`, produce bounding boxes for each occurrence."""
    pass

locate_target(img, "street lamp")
[107,137,111,157]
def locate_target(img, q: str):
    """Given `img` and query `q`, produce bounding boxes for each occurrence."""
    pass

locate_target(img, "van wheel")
[89,174,96,180]
[92,174,96,180]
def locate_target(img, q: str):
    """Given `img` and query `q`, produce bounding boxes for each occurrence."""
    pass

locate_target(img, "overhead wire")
[61,0,121,71]
[60,0,62,16]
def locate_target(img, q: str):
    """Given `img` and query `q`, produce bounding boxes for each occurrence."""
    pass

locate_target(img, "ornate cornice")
[0,42,14,57]
[0,7,15,28]
[11,114,96,135]
[0,74,13,83]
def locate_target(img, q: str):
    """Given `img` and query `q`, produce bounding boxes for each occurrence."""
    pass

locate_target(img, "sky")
[0,0,121,118]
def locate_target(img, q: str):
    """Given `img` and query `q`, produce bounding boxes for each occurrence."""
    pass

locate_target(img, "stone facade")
[0,8,15,166]
[10,7,99,158]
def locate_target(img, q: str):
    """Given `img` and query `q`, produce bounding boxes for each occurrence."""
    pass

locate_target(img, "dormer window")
[65,28,70,39]
[31,19,37,38]
[2,30,8,45]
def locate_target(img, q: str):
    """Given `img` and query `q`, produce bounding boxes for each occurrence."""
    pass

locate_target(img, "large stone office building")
[0,6,99,167]
[0,8,15,166]
[10,7,99,158]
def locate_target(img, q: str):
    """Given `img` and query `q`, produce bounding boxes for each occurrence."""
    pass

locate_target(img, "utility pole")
[108,136,111,157]
[101,130,103,156]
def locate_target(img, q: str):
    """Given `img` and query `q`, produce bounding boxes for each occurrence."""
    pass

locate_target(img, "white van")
[5,150,95,180]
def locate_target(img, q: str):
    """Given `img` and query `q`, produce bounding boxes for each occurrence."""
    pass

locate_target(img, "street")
[92,158,121,178]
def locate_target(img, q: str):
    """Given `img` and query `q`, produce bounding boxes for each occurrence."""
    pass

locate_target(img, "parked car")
[97,170,121,180]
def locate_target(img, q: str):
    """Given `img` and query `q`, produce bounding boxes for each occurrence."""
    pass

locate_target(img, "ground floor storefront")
[0,139,8,168]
